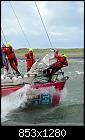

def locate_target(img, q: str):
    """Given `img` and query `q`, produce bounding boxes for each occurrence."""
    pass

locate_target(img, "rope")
[1,27,7,43]
[34,1,53,49]
[9,1,31,48]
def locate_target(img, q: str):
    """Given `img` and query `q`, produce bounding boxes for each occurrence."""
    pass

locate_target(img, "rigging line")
[1,27,7,43]
[34,1,53,49]
[1,38,5,46]
[9,1,31,48]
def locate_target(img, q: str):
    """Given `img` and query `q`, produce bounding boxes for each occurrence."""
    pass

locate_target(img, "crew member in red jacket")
[43,49,68,78]
[2,42,21,76]
[24,48,35,72]
[52,53,68,72]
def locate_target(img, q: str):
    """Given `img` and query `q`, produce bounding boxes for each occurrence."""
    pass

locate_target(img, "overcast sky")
[1,1,84,49]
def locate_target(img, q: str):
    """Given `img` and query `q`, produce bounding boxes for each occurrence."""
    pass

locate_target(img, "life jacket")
[54,52,58,59]
[25,51,33,59]
[61,56,68,66]
[52,55,68,68]
[25,51,35,69]
[60,56,66,64]
[57,55,68,65]
[5,47,16,61]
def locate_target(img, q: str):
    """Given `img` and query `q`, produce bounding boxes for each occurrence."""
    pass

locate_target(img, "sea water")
[1,58,84,126]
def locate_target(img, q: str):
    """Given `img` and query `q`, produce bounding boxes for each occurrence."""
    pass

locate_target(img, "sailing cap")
[6,42,11,47]
[29,48,33,52]
[62,54,67,58]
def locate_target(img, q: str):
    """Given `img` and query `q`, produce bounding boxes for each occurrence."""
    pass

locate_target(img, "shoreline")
[17,55,84,60]
[15,48,84,58]
[65,53,84,58]
[14,48,84,59]
[16,52,84,59]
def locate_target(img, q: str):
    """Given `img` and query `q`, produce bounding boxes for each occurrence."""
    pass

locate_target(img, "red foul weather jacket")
[53,54,68,68]
[25,51,35,71]
[2,46,18,72]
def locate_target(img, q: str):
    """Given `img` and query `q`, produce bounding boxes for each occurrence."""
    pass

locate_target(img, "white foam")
[75,71,84,75]
[78,60,83,63]
[1,85,59,122]
[59,88,68,103]
[1,84,31,122]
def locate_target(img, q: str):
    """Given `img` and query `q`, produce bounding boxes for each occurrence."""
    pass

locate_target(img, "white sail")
[28,50,57,75]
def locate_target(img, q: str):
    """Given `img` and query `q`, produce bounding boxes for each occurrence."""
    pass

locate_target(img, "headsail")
[28,50,57,75]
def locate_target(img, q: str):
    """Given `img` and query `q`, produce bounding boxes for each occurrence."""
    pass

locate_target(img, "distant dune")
[15,48,84,58]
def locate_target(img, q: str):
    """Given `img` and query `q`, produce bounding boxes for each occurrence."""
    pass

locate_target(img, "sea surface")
[1,58,84,126]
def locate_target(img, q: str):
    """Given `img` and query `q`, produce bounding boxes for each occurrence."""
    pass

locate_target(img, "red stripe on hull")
[31,81,65,91]
[1,82,65,96]
[1,86,23,96]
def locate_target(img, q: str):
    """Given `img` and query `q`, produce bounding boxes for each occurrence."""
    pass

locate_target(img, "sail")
[28,50,57,75]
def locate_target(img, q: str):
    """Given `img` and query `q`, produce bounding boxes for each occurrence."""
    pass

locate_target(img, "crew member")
[43,50,68,80]
[2,42,21,76]
[24,48,35,72]
[51,53,68,73]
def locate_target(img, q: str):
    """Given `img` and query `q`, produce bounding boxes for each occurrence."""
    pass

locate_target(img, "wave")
[34,122,84,126]
[1,84,31,122]
[1,101,83,125]
[75,71,84,75]
[77,60,84,63]
[63,71,84,76]
[1,85,59,122]
[2,122,84,126]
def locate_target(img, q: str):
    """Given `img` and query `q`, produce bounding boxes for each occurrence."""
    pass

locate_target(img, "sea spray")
[1,84,31,122]
[1,85,60,122]
[59,88,68,103]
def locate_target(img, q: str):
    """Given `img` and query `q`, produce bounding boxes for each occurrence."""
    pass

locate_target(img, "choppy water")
[1,58,84,126]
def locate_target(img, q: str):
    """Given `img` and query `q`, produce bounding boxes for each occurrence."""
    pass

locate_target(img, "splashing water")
[75,71,84,75]
[1,84,31,122]
[1,84,60,122]
[60,88,68,101]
